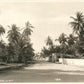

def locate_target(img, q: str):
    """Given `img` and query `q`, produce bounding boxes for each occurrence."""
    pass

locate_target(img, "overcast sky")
[0,0,84,52]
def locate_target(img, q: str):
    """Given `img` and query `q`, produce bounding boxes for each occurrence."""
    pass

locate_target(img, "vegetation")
[0,21,34,64]
[41,11,84,61]
[0,11,84,64]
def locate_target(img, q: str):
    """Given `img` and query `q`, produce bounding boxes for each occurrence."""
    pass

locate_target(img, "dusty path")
[0,62,84,82]
[24,62,84,71]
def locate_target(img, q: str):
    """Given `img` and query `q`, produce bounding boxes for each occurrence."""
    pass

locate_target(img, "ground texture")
[0,62,84,82]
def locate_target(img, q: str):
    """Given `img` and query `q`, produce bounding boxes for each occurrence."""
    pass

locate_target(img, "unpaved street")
[0,62,84,82]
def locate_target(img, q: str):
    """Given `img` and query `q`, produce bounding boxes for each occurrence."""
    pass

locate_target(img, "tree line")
[41,12,84,60]
[0,21,34,64]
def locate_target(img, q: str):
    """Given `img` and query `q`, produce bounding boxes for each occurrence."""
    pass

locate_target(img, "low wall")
[59,58,84,66]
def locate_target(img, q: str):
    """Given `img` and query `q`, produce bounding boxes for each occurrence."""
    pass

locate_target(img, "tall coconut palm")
[44,36,54,61]
[55,33,67,61]
[7,24,21,62]
[22,21,34,42]
[69,12,84,55]
[69,12,84,41]
[7,24,20,44]
[0,25,5,41]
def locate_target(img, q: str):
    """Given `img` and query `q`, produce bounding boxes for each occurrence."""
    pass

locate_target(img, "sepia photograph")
[0,0,84,83]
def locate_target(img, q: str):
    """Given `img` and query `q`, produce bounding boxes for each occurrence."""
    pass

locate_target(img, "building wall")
[59,58,84,66]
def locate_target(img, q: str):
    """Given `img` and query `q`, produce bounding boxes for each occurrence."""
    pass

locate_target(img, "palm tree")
[46,36,53,49]
[55,33,67,63]
[18,36,28,63]
[22,21,34,42]
[0,25,5,41]
[65,34,77,56]
[0,40,6,62]
[56,33,67,45]
[7,24,21,62]
[7,24,20,44]
[46,36,55,62]
[67,34,77,46]
[0,25,5,62]
[21,42,34,63]
[69,12,84,55]
[69,12,84,41]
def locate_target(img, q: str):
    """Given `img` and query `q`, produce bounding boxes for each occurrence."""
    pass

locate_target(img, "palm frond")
[70,16,77,21]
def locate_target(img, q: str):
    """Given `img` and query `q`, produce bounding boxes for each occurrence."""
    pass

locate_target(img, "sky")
[0,0,84,53]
